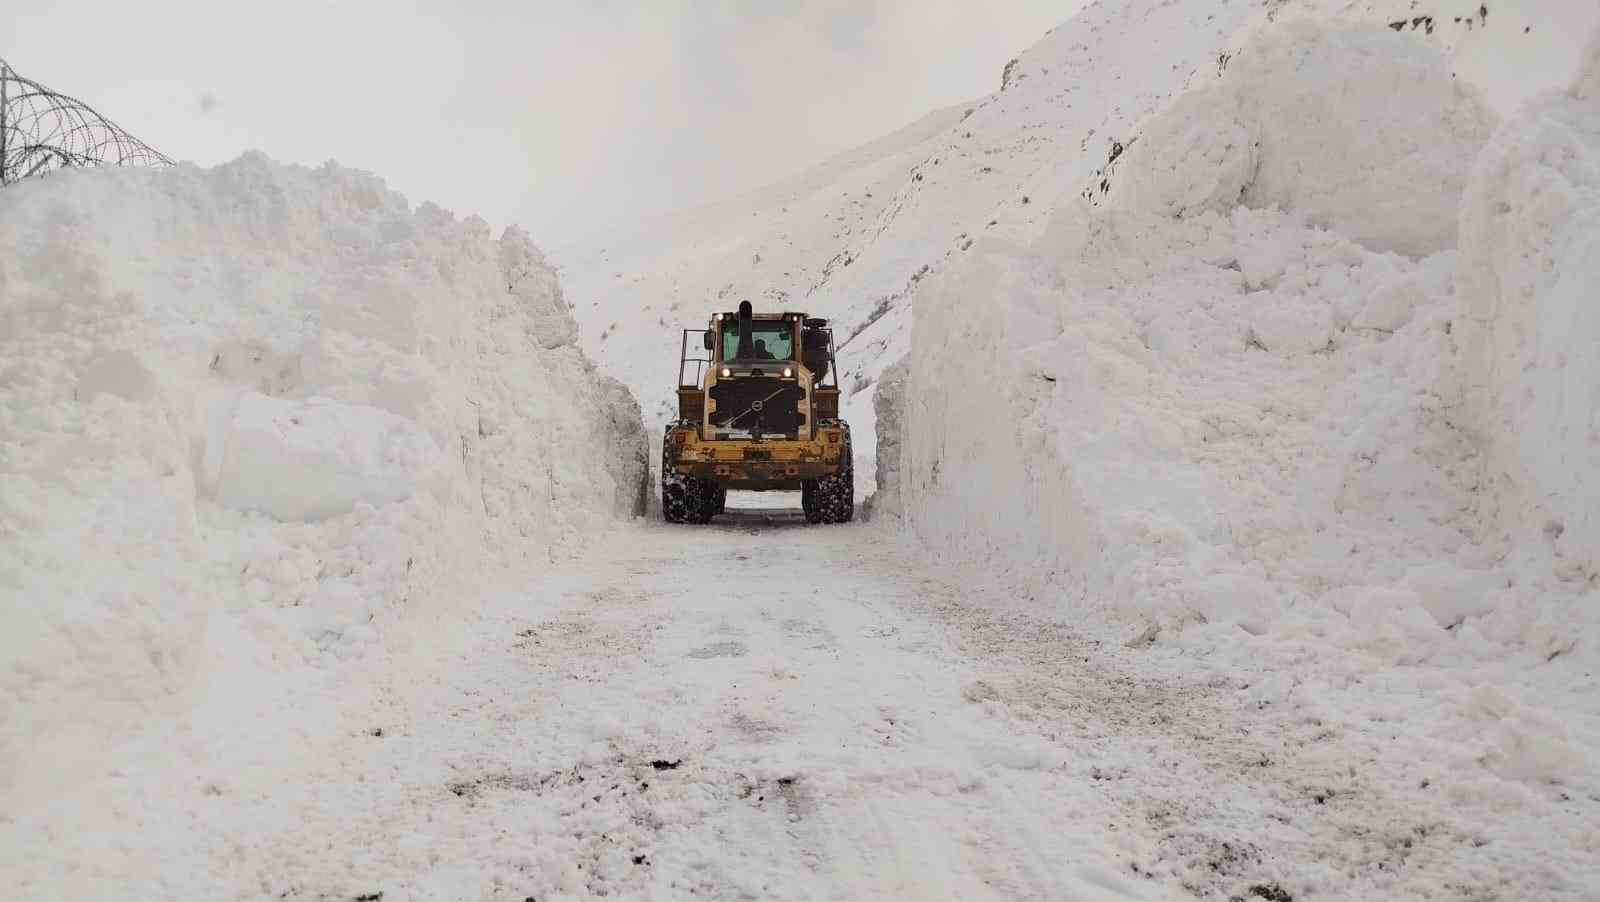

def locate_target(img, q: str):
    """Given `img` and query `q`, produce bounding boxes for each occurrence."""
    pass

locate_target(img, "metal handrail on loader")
[678,328,712,389]
[817,324,839,389]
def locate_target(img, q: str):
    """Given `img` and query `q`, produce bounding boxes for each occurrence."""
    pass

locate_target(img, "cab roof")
[711,311,817,322]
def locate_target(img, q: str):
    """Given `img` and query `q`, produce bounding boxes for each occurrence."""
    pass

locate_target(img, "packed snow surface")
[0,155,648,809]
[8,510,1598,899]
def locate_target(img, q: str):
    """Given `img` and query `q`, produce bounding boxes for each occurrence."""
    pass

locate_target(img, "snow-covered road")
[10,503,1594,900]
[241,507,1171,900]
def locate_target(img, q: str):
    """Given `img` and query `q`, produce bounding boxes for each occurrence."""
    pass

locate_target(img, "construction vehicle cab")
[664,300,852,523]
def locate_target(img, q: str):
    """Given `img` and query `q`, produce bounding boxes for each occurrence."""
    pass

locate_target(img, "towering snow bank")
[863,355,908,521]
[896,13,1600,718]
[1458,62,1600,588]
[0,154,648,802]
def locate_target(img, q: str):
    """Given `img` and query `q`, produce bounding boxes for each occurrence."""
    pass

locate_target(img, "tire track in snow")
[197,511,1173,900]
[897,571,1599,900]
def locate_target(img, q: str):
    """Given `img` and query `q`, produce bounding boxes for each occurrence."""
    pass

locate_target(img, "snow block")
[205,393,443,522]
[1114,22,1496,257]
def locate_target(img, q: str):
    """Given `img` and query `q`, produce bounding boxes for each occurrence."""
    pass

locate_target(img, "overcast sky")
[2,1,1080,246]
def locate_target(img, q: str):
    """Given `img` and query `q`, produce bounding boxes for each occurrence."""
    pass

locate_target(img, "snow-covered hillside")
[557,0,1597,500]
[0,155,648,808]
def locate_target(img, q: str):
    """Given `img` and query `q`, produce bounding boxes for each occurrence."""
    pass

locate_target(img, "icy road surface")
[11,503,1593,900]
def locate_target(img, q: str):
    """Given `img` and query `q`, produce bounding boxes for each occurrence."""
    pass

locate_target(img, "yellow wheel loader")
[663,301,852,523]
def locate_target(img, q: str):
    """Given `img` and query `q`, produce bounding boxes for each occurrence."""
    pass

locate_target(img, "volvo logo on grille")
[709,379,803,436]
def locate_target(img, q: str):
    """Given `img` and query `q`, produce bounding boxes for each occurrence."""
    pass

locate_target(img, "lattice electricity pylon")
[0,56,174,186]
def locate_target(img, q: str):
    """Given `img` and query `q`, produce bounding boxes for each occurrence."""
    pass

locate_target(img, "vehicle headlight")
[782,367,793,378]
[720,367,732,378]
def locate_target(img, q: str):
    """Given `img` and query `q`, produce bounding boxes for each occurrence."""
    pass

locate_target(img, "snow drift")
[0,154,648,803]
[885,11,1600,783]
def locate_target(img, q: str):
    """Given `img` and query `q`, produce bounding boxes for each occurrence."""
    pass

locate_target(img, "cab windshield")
[721,322,794,362]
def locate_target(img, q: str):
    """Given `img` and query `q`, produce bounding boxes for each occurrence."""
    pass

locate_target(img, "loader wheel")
[664,473,716,524]
[662,468,697,524]
[710,485,727,515]
[663,475,708,524]
[806,420,854,524]
[662,423,715,524]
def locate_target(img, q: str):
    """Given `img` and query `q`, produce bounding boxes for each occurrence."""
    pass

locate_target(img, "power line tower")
[0,56,174,186]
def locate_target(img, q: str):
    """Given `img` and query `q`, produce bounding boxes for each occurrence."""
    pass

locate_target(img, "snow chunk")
[1352,275,1424,332]
[1403,564,1496,630]
[500,225,579,350]
[1115,22,1496,257]
[1111,90,1255,221]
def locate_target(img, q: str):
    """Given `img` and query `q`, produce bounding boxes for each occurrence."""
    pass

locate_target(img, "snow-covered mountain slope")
[0,155,648,808]
[556,0,1596,497]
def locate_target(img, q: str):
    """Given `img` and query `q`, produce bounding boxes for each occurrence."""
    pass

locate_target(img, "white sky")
[2,1,1081,245]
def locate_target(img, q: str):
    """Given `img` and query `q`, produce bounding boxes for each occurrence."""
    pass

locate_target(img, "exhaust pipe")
[736,300,754,360]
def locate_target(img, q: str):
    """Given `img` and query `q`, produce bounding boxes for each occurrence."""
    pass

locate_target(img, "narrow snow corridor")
[11,509,1594,900]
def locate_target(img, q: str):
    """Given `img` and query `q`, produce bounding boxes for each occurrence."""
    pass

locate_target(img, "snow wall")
[0,154,649,802]
[886,20,1600,688]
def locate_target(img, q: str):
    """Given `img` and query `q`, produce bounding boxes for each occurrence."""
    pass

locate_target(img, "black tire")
[662,469,696,526]
[810,420,854,524]
[689,480,716,523]
[662,422,715,524]
[710,485,727,516]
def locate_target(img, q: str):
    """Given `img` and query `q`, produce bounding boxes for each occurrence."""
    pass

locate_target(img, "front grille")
[709,378,804,437]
